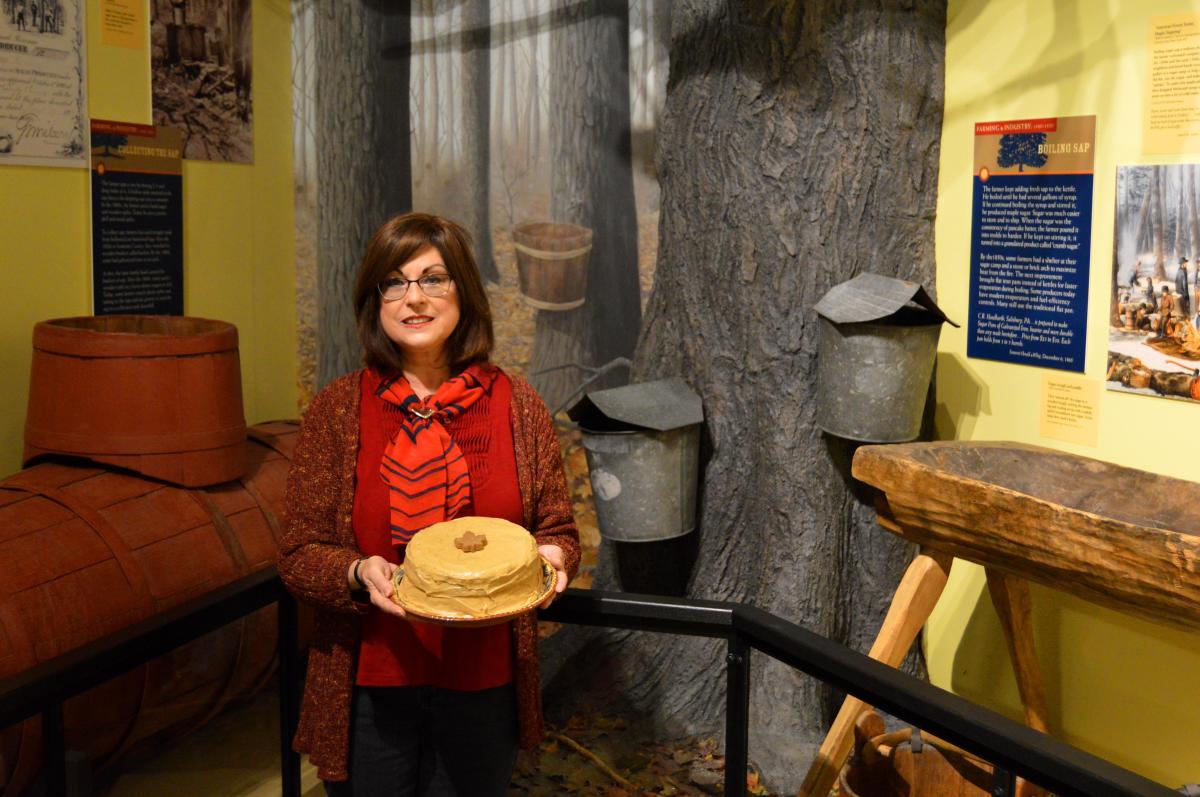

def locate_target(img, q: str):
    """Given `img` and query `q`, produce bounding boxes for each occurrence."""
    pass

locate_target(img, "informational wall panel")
[90,120,183,315]
[967,115,1096,372]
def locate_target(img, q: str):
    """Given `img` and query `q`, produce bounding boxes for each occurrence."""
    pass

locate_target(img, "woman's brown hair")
[353,212,494,374]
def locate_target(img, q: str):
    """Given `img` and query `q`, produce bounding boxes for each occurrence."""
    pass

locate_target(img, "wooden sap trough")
[854,440,1200,629]
[800,441,1199,797]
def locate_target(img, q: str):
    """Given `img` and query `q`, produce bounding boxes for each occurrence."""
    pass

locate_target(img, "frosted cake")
[393,516,546,618]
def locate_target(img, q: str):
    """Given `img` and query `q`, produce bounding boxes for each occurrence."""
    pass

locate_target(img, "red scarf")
[377,364,494,546]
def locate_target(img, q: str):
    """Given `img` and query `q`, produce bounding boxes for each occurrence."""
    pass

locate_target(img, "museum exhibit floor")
[97,686,322,797]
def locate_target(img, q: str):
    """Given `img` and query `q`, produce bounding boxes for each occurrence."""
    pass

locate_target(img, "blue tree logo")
[997,133,1048,172]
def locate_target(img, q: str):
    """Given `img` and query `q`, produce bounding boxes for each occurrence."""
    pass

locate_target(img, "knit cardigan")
[277,368,581,782]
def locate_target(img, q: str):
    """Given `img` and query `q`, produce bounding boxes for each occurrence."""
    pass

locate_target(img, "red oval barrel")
[0,421,297,794]
[24,316,247,488]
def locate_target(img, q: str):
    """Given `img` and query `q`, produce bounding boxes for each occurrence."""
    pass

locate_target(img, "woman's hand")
[349,555,406,617]
[537,544,569,609]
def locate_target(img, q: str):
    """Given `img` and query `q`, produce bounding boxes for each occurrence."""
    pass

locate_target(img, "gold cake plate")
[390,556,556,627]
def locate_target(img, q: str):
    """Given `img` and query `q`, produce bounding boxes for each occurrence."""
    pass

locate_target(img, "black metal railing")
[542,590,1179,797]
[0,567,301,797]
[0,573,1181,797]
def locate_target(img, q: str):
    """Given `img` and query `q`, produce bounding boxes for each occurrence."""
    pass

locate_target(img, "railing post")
[992,766,1016,797]
[42,701,66,797]
[278,588,301,797]
[725,634,750,797]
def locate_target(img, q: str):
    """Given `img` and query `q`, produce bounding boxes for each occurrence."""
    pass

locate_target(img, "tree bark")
[544,1,945,790]
[315,1,412,387]
[530,0,641,410]
[459,0,498,282]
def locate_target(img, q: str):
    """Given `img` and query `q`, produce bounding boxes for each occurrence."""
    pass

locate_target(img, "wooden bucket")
[838,711,1047,797]
[24,316,247,488]
[512,222,592,311]
[0,421,297,795]
[840,742,995,797]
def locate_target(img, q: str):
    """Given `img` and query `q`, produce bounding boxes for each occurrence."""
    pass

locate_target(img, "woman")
[278,212,580,795]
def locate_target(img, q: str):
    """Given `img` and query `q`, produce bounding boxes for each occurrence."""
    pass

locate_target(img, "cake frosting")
[394,516,546,618]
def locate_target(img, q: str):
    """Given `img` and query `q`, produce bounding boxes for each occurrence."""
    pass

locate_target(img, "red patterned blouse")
[353,367,523,690]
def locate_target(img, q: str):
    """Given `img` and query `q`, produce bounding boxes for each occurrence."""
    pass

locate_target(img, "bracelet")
[352,557,367,591]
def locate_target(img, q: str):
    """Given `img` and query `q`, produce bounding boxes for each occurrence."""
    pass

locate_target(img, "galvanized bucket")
[568,377,703,543]
[813,273,955,443]
[815,315,941,442]
[580,425,700,543]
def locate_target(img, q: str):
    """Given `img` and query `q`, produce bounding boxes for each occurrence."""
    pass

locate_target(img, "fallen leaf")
[747,770,771,796]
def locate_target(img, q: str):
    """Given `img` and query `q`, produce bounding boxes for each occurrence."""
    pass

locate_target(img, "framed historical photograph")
[149,0,252,162]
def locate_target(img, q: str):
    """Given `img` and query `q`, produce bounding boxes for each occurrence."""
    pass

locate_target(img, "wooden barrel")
[0,421,297,795]
[24,316,247,488]
[512,222,592,311]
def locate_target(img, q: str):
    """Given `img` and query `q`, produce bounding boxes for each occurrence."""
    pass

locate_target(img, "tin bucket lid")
[814,273,958,327]
[567,376,703,433]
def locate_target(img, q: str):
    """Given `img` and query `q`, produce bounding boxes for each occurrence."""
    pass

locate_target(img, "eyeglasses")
[378,272,454,302]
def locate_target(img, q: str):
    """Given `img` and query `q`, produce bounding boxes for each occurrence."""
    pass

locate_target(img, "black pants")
[325,683,518,797]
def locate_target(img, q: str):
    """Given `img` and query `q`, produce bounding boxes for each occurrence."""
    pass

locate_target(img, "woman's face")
[378,245,461,365]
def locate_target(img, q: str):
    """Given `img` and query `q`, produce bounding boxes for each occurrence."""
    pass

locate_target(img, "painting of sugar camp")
[1109,164,1200,403]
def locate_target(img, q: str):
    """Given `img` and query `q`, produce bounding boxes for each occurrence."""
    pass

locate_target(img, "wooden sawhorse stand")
[797,544,1049,796]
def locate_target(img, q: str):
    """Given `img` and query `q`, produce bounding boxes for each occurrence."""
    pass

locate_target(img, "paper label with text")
[1145,13,1200,155]
[1040,375,1099,447]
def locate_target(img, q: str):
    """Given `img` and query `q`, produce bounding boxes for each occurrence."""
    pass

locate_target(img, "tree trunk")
[414,8,427,187]
[651,0,671,127]
[1190,165,1200,268]
[315,1,412,387]
[1111,208,1123,327]
[1154,165,1167,280]
[459,0,498,282]
[493,3,506,183]
[543,1,945,790]
[525,0,540,165]
[430,4,442,181]
[530,0,641,410]
[1175,171,1186,264]
[1133,171,1153,274]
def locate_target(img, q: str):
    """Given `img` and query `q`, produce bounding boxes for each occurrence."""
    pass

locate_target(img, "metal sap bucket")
[814,273,956,443]
[568,378,703,543]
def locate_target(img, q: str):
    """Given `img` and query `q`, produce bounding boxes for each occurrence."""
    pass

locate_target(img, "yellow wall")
[0,0,296,476]
[932,0,1200,787]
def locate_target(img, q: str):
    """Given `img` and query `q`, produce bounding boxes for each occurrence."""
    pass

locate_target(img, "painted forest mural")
[293,0,666,410]
[291,2,945,793]
[292,17,668,789]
